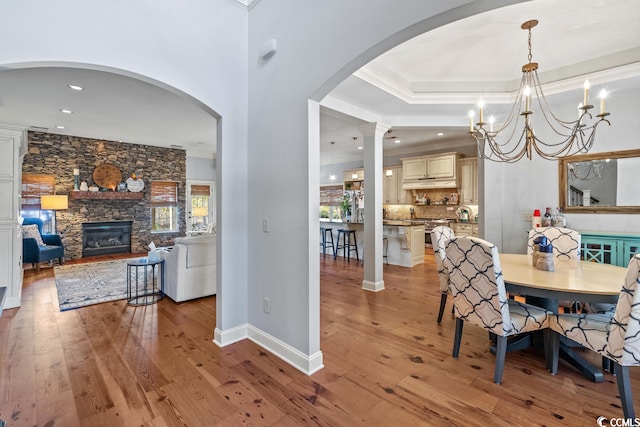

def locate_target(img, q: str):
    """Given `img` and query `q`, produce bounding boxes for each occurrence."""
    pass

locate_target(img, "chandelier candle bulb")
[524,86,531,112]
[600,89,606,115]
[478,100,484,123]
[583,79,590,106]
[469,111,474,132]
[489,116,495,132]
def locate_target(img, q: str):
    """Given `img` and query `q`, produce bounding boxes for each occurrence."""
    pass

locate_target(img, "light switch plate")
[263,218,270,233]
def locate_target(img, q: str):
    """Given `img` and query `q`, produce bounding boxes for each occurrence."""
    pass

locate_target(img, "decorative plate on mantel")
[93,164,122,190]
[126,177,145,192]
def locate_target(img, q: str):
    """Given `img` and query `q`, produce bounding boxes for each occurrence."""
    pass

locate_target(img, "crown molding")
[226,0,261,10]
[355,62,640,105]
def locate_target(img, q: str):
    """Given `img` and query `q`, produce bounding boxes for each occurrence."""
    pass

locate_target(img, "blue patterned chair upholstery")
[549,254,640,420]
[445,236,553,384]
[527,227,581,260]
[22,217,65,271]
[431,225,455,323]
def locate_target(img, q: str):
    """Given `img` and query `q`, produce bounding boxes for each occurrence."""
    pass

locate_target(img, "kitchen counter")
[319,220,425,267]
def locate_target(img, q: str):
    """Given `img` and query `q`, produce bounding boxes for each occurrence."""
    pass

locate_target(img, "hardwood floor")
[0,251,637,426]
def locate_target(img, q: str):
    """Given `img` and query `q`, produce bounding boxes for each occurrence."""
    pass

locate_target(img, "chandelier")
[468,19,611,162]
[568,159,606,181]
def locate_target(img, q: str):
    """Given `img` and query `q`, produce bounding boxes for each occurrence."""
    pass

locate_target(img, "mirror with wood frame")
[558,148,640,213]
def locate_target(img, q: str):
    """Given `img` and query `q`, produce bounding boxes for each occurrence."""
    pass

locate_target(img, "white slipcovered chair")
[527,227,581,312]
[526,227,581,260]
[549,254,640,420]
[160,234,216,302]
[446,236,553,384]
[431,225,455,323]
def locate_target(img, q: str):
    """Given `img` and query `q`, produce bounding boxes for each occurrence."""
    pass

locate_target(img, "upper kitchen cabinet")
[402,153,459,189]
[459,157,478,204]
[403,158,428,180]
[383,166,410,204]
[343,169,364,189]
[426,154,456,179]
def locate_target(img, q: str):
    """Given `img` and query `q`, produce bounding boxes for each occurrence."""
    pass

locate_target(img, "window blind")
[150,181,178,207]
[22,174,55,209]
[190,184,210,197]
[320,185,343,206]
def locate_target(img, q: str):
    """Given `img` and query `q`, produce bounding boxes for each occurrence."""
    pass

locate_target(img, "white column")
[359,122,389,292]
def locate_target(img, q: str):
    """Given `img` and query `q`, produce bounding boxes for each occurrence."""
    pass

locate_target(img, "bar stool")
[335,229,359,262]
[383,235,389,265]
[320,227,335,257]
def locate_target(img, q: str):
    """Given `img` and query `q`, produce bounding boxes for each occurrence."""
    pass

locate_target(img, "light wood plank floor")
[0,251,637,426]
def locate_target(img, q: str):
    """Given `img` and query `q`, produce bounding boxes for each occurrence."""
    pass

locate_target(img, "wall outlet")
[262,218,270,233]
[523,211,532,222]
[263,297,271,313]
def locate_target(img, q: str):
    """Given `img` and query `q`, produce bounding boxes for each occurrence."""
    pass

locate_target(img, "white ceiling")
[0,0,638,164]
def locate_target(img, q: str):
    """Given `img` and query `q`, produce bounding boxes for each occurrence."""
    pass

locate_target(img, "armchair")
[22,217,64,271]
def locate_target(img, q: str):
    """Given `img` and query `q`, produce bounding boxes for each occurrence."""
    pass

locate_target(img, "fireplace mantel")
[70,191,144,200]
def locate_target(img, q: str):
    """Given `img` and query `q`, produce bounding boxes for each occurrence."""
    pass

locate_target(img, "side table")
[126,258,165,306]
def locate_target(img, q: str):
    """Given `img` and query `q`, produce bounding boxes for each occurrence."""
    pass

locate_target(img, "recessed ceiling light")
[437,132,444,136]
[60,109,72,114]
[55,125,65,129]
[67,84,83,91]
[394,139,401,144]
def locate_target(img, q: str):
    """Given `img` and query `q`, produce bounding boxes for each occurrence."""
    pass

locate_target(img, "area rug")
[54,259,131,311]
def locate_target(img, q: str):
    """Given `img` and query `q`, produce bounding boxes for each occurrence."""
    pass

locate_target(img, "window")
[21,174,56,233]
[320,185,344,221]
[190,184,210,231]
[151,181,179,233]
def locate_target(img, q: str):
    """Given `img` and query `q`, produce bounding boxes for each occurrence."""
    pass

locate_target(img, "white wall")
[0,0,249,336]
[247,0,527,368]
[187,156,216,182]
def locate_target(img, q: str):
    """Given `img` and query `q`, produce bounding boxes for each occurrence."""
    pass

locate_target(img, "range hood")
[402,178,457,190]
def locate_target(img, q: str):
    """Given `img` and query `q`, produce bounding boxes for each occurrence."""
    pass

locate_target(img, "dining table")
[498,253,628,382]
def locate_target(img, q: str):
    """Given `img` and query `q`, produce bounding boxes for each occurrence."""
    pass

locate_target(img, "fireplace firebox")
[82,221,133,257]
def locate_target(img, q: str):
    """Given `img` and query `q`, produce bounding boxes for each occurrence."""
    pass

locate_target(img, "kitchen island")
[320,220,424,267]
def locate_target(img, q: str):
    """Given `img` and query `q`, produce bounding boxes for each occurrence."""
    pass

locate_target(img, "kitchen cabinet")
[0,126,27,312]
[402,153,458,187]
[343,169,364,183]
[459,157,478,204]
[451,222,478,237]
[383,166,410,204]
[403,158,428,180]
[580,232,640,267]
[410,225,425,266]
[426,154,456,179]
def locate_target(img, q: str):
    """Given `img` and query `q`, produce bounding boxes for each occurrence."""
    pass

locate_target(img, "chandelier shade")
[468,19,611,163]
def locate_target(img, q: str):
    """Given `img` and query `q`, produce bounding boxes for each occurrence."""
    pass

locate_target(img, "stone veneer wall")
[22,132,186,260]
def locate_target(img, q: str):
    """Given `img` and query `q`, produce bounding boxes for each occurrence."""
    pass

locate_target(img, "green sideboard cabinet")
[580,231,640,267]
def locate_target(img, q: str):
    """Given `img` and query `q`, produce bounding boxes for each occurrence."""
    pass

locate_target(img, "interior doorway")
[186,180,215,233]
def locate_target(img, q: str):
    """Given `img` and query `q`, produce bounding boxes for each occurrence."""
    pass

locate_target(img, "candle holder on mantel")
[73,168,80,191]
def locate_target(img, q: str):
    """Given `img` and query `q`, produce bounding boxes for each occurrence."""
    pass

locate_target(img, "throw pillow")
[22,224,46,246]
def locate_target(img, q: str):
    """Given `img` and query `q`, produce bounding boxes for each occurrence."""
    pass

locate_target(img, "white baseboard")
[213,323,248,347]
[362,279,385,292]
[213,323,324,376]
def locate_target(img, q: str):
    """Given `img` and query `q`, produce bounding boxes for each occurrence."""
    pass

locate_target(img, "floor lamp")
[40,194,68,234]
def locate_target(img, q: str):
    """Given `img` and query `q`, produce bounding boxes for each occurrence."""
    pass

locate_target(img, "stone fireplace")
[82,221,133,257]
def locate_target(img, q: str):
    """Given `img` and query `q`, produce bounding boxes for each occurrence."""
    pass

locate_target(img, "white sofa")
[160,234,216,302]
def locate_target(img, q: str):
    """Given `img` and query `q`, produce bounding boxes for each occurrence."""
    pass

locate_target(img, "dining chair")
[431,225,455,323]
[549,253,640,420]
[445,236,553,384]
[527,227,582,312]
[526,227,581,260]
